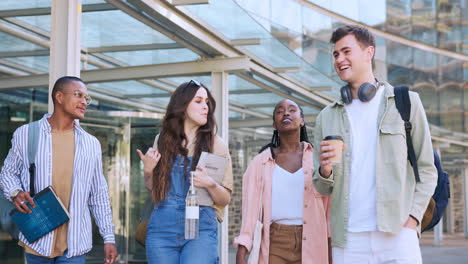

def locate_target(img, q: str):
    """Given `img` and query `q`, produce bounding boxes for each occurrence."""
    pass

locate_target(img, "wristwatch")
[10,189,22,200]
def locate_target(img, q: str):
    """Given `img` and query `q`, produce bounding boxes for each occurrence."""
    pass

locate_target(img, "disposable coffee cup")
[324,135,344,165]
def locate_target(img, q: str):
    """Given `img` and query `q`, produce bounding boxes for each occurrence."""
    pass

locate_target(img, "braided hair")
[258,101,310,156]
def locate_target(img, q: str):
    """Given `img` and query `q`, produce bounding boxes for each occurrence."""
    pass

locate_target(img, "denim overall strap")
[158,155,192,208]
[146,154,219,264]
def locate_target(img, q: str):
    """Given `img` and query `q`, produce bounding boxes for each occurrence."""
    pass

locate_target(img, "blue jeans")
[146,203,219,264]
[145,156,219,264]
[25,251,85,264]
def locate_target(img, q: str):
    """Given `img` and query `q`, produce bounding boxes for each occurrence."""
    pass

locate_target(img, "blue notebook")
[10,186,70,243]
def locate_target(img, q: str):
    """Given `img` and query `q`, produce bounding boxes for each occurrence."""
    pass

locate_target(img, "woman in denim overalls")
[137,81,232,264]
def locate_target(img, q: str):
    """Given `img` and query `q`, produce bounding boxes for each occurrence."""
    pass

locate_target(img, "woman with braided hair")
[234,99,332,264]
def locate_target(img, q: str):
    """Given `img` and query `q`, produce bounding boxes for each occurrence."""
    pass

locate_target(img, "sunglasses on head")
[183,80,202,89]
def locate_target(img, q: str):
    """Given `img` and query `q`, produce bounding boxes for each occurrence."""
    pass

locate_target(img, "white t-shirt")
[271,165,304,225]
[345,84,384,232]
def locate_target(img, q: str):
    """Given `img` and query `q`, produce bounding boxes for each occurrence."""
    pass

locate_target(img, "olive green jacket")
[313,82,437,248]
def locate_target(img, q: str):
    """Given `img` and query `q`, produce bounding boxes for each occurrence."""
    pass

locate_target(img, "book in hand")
[196,151,228,206]
[194,152,229,206]
[10,186,70,243]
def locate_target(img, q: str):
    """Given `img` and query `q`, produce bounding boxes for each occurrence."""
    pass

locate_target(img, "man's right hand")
[318,141,337,178]
[236,245,248,264]
[136,147,161,175]
[13,191,35,214]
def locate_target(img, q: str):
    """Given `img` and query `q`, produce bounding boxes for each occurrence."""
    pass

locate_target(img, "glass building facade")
[0,0,467,263]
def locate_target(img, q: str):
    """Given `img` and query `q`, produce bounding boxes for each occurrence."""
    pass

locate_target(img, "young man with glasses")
[0,76,118,264]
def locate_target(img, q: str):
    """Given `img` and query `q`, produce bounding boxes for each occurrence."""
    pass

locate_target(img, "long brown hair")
[152,81,217,203]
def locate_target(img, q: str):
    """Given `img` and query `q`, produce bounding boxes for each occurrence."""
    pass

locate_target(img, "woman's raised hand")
[136,147,161,174]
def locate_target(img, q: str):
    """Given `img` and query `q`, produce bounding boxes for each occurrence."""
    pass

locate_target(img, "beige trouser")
[269,222,303,264]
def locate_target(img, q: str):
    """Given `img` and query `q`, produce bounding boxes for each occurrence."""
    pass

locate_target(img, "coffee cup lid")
[324,135,343,141]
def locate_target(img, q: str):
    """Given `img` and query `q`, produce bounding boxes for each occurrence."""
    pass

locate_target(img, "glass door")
[81,111,162,264]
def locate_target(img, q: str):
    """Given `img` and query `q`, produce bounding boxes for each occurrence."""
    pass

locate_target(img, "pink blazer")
[234,143,331,264]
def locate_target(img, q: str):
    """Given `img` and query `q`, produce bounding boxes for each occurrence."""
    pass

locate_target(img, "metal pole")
[464,166,468,238]
[434,219,443,246]
[49,0,82,113]
[434,148,443,245]
[211,71,229,263]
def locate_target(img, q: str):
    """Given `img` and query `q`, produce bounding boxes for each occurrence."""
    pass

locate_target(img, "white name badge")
[185,206,199,219]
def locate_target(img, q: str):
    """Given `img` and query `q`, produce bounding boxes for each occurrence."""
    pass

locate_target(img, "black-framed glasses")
[71,90,92,105]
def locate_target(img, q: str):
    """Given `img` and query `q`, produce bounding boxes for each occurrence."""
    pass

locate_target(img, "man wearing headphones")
[312,25,437,263]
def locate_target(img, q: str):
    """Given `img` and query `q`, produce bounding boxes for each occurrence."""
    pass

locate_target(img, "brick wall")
[446,166,465,232]
[228,135,269,244]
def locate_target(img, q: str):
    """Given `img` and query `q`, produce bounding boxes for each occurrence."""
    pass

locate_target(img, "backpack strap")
[27,121,40,197]
[394,86,421,182]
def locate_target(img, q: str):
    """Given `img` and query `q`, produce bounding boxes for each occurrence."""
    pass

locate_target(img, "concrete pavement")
[421,232,468,264]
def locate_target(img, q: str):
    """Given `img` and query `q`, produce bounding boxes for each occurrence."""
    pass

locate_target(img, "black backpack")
[394,86,450,232]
